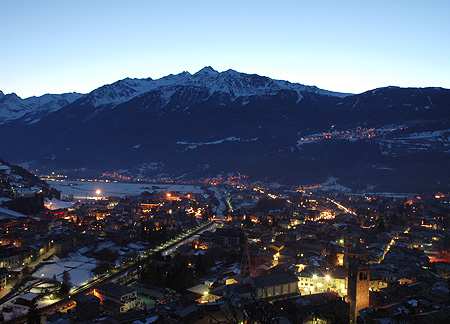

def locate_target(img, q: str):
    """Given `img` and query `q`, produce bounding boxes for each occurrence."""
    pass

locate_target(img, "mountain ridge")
[0,91,84,124]
[0,67,449,193]
[1,67,351,125]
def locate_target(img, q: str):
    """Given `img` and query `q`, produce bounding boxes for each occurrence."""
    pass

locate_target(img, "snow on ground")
[128,242,145,250]
[49,180,204,199]
[0,163,11,170]
[132,315,159,324]
[404,129,449,140]
[361,192,414,198]
[2,306,28,322]
[32,251,98,287]
[95,240,116,252]
[1,279,43,320]
[177,137,258,150]
[208,186,227,217]
[45,198,75,209]
[0,206,29,219]
[234,201,258,210]
[319,177,352,193]
[37,296,58,309]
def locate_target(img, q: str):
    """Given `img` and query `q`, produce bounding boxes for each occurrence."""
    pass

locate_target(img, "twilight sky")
[1,0,449,98]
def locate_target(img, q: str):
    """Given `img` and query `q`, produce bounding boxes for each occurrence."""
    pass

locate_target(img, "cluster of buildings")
[1,165,450,323]
[44,186,450,323]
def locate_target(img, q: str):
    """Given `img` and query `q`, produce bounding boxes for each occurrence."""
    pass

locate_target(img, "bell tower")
[347,262,370,323]
[240,234,250,281]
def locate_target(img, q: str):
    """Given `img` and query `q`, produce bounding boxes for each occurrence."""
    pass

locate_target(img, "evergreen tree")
[26,300,40,324]
[59,282,70,296]
[62,269,71,286]
[328,244,338,266]
[443,234,450,250]
[195,254,207,277]
[377,219,386,233]
[390,213,399,226]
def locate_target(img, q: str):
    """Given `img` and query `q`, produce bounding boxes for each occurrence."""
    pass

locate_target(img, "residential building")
[75,294,100,321]
[94,282,144,314]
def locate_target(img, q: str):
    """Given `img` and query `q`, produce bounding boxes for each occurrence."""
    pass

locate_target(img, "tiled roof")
[251,272,298,287]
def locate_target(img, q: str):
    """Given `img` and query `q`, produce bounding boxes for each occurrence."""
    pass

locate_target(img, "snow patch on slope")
[177,136,258,151]
[404,130,449,140]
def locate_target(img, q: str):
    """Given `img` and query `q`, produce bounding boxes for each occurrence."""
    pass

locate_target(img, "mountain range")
[1,67,449,193]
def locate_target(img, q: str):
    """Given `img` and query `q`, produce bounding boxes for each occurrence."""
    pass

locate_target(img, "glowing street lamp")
[95,189,101,196]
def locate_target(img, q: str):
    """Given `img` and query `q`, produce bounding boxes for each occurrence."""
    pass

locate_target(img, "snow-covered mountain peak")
[5,92,21,100]
[0,91,84,124]
[222,69,240,76]
[194,66,219,77]
[85,78,151,107]
[85,71,196,107]
[158,71,192,85]
[179,71,191,76]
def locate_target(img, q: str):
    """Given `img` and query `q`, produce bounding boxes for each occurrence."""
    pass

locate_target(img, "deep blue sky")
[1,0,449,98]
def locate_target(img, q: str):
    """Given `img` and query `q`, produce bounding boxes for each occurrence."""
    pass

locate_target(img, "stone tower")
[240,233,250,281]
[347,262,370,323]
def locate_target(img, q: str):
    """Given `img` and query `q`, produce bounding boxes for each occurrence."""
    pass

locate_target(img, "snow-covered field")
[48,180,204,199]
[0,206,31,219]
[32,252,98,288]
[208,186,227,217]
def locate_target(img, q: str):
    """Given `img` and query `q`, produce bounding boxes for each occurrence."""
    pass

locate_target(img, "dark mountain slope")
[0,68,449,192]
